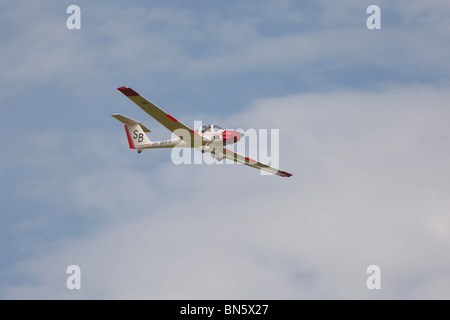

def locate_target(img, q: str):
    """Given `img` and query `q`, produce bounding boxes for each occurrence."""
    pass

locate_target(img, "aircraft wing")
[111,113,151,132]
[209,147,293,177]
[117,86,201,144]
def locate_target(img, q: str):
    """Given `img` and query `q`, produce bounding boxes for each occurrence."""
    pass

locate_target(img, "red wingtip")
[277,170,293,178]
[117,86,140,96]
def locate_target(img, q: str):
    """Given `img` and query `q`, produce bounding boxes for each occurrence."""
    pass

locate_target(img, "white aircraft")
[112,86,292,177]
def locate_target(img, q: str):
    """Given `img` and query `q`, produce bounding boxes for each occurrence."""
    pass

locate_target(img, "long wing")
[209,147,293,177]
[117,86,201,144]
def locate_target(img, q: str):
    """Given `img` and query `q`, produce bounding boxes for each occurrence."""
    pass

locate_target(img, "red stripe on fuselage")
[124,124,135,149]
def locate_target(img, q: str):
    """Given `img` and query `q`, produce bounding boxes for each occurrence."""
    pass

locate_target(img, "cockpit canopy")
[200,124,223,133]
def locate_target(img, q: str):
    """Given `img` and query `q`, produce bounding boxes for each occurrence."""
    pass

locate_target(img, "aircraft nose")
[222,130,242,143]
[236,130,245,140]
[233,131,244,142]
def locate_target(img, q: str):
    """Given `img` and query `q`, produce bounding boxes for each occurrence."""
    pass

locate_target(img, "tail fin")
[112,114,152,149]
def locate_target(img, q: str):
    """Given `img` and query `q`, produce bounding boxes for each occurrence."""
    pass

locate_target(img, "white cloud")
[2,0,450,301]
[4,85,450,299]
[3,0,450,92]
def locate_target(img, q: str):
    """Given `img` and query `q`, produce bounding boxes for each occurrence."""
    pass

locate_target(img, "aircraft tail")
[112,114,152,149]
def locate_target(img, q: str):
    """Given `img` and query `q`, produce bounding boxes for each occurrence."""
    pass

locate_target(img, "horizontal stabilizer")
[111,113,151,132]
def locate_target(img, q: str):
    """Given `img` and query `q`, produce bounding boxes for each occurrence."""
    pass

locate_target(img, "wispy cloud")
[1,0,450,299]
[3,85,450,299]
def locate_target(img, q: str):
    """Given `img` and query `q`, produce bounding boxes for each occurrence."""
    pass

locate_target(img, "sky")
[1,0,450,299]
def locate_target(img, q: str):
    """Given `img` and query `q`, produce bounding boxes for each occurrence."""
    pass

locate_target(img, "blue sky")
[1,0,450,299]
